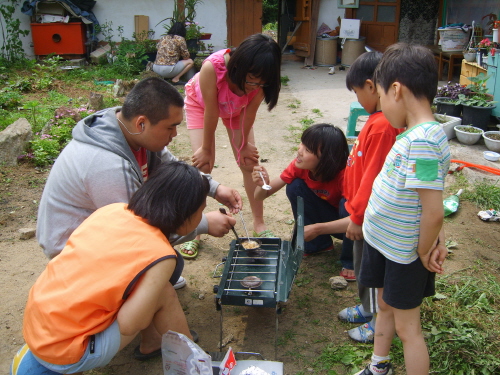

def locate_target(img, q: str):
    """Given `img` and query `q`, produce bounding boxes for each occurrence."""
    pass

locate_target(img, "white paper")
[340,19,360,39]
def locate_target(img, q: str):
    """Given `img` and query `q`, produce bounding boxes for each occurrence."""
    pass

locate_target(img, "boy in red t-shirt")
[304,52,400,342]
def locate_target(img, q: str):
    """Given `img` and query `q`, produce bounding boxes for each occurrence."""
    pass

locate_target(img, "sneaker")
[338,304,373,323]
[354,363,393,375]
[348,320,375,343]
[174,276,187,289]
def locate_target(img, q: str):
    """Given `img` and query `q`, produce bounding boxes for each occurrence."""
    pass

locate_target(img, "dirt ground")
[1,69,500,375]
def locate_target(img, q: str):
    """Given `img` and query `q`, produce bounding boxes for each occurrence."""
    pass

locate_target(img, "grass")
[447,172,500,210]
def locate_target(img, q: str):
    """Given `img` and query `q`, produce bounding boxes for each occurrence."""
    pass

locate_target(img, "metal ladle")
[258,171,272,190]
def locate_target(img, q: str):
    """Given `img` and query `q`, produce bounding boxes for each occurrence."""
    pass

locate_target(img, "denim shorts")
[34,320,121,373]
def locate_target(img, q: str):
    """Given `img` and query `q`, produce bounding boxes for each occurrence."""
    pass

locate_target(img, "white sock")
[369,354,391,374]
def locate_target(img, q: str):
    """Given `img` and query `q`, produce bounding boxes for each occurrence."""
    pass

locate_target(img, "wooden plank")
[304,0,320,66]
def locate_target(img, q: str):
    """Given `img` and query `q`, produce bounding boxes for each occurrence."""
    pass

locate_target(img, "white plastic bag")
[162,330,212,375]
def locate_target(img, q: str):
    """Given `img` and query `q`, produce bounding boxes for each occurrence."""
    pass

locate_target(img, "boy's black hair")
[228,33,282,110]
[128,161,210,237]
[122,77,184,125]
[373,43,438,103]
[301,123,348,182]
[168,21,186,39]
[345,51,383,91]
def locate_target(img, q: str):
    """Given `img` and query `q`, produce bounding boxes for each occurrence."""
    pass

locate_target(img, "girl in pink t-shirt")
[183,34,281,255]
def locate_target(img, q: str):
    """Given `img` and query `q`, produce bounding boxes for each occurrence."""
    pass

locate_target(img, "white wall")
[318,0,345,32]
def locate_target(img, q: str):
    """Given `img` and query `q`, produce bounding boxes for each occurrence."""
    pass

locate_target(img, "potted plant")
[133,29,157,65]
[434,113,461,140]
[483,131,500,152]
[454,125,484,145]
[463,47,477,62]
[434,83,471,117]
[457,73,497,131]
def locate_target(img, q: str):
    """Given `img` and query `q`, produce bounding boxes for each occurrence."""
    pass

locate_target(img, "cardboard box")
[134,15,149,37]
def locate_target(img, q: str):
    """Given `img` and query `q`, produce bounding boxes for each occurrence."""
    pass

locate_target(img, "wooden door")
[346,0,400,52]
[227,0,263,47]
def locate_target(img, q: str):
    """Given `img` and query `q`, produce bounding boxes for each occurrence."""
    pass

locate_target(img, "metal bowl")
[240,238,262,250]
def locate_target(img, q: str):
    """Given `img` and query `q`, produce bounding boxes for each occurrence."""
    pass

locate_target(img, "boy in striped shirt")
[355,43,450,375]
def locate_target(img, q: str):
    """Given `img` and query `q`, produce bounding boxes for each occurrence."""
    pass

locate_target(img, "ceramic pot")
[463,52,476,62]
[483,131,500,152]
[454,125,484,145]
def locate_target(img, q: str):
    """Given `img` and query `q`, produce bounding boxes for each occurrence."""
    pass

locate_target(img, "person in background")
[36,77,240,292]
[253,124,349,256]
[152,22,194,85]
[355,43,449,375]
[11,162,208,375]
[181,33,282,258]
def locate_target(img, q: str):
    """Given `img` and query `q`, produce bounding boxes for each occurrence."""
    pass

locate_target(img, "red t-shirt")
[132,147,148,181]
[280,160,344,208]
[343,111,401,226]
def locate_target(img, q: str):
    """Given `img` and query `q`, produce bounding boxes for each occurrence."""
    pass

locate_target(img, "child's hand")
[304,224,321,242]
[419,242,446,274]
[238,142,259,166]
[252,165,269,187]
[346,221,363,241]
[192,147,213,173]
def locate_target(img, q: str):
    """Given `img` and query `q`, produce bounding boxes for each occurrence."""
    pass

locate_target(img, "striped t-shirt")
[363,122,451,264]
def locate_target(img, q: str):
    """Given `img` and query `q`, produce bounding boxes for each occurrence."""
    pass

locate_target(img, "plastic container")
[315,36,338,66]
[438,28,471,52]
[483,131,500,152]
[454,125,483,145]
[341,37,366,67]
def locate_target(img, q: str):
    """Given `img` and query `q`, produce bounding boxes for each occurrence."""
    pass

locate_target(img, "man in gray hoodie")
[37,77,240,273]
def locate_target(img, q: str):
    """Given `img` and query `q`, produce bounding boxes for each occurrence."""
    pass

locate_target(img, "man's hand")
[205,211,237,237]
[346,221,363,241]
[214,185,242,214]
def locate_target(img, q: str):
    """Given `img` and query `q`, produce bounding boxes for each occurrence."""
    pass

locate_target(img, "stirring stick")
[239,211,251,239]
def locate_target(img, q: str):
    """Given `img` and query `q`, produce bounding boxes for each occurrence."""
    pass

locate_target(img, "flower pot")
[199,33,212,40]
[483,131,500,152]
[434,113,461,139]
[434,97,462,117]
[463,52,476,62]
[461,104,496,131]
[454,125,483,145]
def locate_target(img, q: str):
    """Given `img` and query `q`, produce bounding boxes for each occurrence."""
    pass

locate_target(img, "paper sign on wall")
[340,19,360,39]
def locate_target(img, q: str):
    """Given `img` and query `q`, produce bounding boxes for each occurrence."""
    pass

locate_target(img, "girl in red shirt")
[252,123,348,255]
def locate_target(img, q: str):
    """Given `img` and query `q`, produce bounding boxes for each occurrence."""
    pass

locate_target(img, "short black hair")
[128,161,210,237]
[374,43,438,103]
[168,22,186,38]
[121,77,184,125]
[346,51,383,91]
[227,33,281,110]
[301,123,348,182]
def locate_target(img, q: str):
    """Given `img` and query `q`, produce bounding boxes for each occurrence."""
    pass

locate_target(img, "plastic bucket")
[341,37,366,67]
[315,36,338,66]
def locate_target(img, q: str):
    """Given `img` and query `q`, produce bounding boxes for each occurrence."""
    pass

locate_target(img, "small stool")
[346,102,369,137]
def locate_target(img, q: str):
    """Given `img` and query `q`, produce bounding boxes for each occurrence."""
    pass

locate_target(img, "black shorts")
[359,241,435,310]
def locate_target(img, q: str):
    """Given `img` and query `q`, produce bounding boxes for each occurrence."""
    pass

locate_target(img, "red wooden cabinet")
[30,22,86,55]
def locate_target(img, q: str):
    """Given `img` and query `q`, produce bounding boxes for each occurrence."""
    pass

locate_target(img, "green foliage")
[0,87,23,109]
[30,136,62,166]
[420,269,500,374]
[457,73,496,107]
[262,0,278,25]
[315,343,373,373]
[114,39,148,76]
[281,75,290,86]
[448,174,500,210]
[0,0,30,65]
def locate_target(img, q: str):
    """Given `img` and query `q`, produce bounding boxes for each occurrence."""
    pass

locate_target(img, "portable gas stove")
[212,197,304,356]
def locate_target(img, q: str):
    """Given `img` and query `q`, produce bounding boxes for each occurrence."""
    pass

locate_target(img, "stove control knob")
[213,285,219,293]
